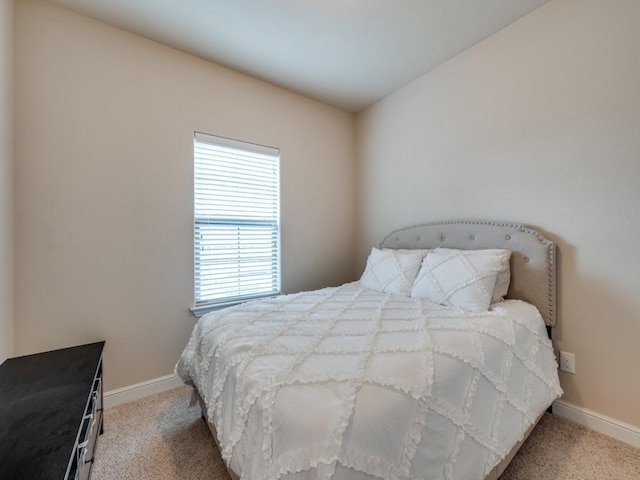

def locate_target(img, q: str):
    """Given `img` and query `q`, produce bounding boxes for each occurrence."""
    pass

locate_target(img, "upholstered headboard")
[379,220,557,326]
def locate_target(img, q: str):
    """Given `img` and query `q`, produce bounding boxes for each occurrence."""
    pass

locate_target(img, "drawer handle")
[78,445,95,465]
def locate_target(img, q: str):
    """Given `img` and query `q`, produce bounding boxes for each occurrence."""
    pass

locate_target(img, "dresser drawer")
[74,358,104,480]
[85,377,102,415]
[77,409,102,480]
[91,376,103,416]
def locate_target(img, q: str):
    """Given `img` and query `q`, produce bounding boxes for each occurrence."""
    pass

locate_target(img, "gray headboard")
[379,220,556,326]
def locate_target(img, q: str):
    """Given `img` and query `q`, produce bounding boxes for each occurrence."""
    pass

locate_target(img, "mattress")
[176,282,562,480]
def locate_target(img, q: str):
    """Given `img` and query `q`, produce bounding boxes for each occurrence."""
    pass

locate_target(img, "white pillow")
[410,250,506,312]
[360,247,424,296]
[434,248,511,303]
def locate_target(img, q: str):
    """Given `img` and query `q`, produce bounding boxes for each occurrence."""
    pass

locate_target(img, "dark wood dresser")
[0,342,105,480]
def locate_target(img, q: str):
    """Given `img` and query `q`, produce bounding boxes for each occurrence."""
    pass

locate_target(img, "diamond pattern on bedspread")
[176,283,562,480]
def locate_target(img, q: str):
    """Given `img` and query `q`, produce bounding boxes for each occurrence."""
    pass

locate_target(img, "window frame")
[191,132,281,316]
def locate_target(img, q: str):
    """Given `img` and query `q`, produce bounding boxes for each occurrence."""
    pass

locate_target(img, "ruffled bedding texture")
[176,282,562,480]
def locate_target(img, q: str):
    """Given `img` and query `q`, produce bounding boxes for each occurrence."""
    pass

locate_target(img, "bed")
[176,220,563,480]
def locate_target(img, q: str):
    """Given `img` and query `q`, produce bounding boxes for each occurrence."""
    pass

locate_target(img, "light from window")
[193,132,281,311]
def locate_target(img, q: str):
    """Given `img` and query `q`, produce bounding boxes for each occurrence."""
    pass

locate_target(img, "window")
[193,132,281,314]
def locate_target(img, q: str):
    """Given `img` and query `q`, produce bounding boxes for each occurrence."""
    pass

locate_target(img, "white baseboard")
[553,399,640,449]
[104,373,184,409]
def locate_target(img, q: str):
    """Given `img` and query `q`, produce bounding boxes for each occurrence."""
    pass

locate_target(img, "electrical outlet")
[559,351,576,374]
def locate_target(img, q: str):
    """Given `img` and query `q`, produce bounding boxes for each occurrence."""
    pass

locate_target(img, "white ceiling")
[43,0,550,112]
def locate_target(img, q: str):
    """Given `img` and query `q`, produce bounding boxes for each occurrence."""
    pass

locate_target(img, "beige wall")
[14,0,355,390]
[356,0,640,428]
[12,0,640,431]
[0,0,14,363]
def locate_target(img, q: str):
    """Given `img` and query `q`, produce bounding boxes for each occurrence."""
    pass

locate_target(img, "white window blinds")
[194,132,281,311]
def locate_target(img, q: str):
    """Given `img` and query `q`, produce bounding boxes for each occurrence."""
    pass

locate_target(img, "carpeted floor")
[92,386,640,480]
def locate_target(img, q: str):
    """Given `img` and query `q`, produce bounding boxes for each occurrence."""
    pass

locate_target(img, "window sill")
[190,293,280,318]
[189,301,243,318]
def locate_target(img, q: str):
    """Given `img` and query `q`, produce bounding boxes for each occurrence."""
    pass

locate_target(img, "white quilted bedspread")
[176,283,562,480]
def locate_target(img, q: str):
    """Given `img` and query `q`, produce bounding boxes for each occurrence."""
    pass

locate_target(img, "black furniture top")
[0,342,105,480]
